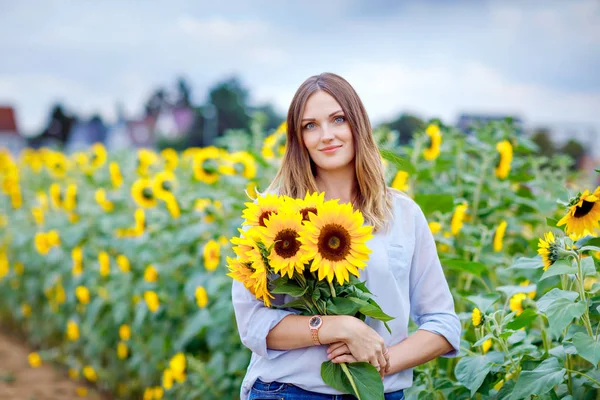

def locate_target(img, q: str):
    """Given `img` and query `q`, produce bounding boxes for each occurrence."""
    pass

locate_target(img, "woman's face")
[301,90,355,174]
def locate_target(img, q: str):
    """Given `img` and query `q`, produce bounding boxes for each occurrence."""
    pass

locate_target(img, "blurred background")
[0,0,598,173]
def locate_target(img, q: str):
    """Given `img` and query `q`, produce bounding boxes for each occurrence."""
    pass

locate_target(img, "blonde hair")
[266,72,393,233]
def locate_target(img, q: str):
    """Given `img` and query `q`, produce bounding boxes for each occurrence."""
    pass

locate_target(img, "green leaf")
[174,308,212,350]
[580,245,600,253]
[497,284,536,299]
[540,259,576,280]
[581,256,596,278]
[414,194,455,214]
[546,217,559,228]
[358,301,394,323]
[441,259,487,277]
[272,298,308,311]
[327,297,363,316]
[537,289,586,337]
[321,361,384,400]
[466,293,501,313]
[509,358,565,400]
[455,353,503,396]
[270,279,308,297]
[572,332,600,366]
[508,256,543,270]
[507,309,538,330]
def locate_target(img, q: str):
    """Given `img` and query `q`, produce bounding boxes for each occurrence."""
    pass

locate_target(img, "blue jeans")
[249,379,405,400]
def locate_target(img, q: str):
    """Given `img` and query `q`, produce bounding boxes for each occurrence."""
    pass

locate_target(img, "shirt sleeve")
[231,279,297,359]
[408,202,462,358]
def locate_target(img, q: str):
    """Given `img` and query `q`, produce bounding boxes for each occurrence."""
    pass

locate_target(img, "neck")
[314,165,357,205]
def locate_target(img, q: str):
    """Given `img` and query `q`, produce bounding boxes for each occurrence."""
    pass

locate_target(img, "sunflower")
[192,147,221,184]
[152,170,177,200]
[31,207,44,225]
[63,183,77,211]
[137,149,159,176]
[160,148,179,171]
[537,231,560,271]
[195,286,208,308]
[131,178,158,208]
[428,221,441,234]
[493,220,508,252]
[472,307,483,327]
[134,208,145,232]
[109,162,123,188]
[495,140,513,179]
[226,256,274,307]
[261,122,287,161]
[228,151,257,180]
[46,152,69,178]
[509,293,527,316]
[258,206,310,278]
[557,187,600,237]
[231,227,261,263]
[481,338,492,354]
[300,200,374,284]
[164,193,181,219]
[49,183,62,209]
[90,143,107,169]
[423,124,442,161]
[285,192,325,223]
[242,193,284,227]
[203,240,220,271]
[391,170,409,191]
[451,202,468,235]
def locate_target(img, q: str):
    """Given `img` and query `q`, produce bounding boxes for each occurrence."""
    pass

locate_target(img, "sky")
[1,0,599,137]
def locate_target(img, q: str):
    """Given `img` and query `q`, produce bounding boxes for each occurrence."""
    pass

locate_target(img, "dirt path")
[0,328,107,400]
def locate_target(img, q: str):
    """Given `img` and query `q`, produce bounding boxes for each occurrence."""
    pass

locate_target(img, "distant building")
[126,116,157,148]
[65,115,108,152]
[0,106,25,155]
[154,106,196,140]
[456,113,523,135]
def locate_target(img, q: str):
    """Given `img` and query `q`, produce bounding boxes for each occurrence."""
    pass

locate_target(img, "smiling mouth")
[320,145,342,152]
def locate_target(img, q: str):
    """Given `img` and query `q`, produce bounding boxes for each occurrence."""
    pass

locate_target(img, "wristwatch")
[309,315,323,345]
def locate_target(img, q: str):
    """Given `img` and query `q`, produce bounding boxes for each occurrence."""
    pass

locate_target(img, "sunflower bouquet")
[227,192,393,400]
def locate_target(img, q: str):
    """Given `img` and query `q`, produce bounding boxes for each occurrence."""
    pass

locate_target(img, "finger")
[327,342,346,354]
[376,350,388,375]
[327,344,350,360]
[331,354,357,364]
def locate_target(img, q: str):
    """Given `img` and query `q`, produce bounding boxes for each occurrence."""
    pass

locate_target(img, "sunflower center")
[161,181,173,191]
[300,207,317,221]
[202,159,219,174]
[142,188,154,200]
[258,210,275,227]
[274,229,300,258]
[234,162,245,174]
[318,224,351,261]
[574,200,594,218]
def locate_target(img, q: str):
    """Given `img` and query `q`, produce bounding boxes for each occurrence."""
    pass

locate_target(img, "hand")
[337,318,389,375]
[327,342,390,378]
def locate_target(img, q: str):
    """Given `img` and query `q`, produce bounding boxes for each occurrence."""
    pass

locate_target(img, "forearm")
[385,330,454,376]
[266,315,350,350]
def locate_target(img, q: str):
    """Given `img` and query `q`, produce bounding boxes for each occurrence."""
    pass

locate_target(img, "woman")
[232,72,461,400]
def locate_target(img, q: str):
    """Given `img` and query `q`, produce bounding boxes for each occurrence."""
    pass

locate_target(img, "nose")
[321,123,334,142]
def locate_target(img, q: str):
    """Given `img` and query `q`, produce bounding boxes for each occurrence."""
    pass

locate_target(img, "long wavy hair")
[266,72,393,233]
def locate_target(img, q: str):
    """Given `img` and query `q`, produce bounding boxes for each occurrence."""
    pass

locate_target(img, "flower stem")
[340,362,361,399]
[575,254,594,337]
[329,280,337,298]
[566,369,600,387]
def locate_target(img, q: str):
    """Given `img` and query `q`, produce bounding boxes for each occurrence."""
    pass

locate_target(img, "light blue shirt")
[231,190,462,399]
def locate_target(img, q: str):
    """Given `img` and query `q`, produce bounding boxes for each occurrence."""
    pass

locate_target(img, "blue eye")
[304,122,316,130]
[334,116,346,123]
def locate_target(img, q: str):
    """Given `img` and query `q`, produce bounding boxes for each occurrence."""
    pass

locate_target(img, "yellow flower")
[117,341,128,359]
[144,265,158,282]
[557,187,600,238]
[472,308,483,327]
[34,232,50,255]
[162,368,174,390]
[300,199,374,285]
[137,148,159,176]
[47,230,60,247]
[144,290,160,313]
[131,178,158,208]
[261,122,287,161]
[76,386,88,398]
[161,148,179,171]
[164,194,181,219]
[242,193,284,227]
[95,189,114,212]
[83,365,97,382]
[109,162,123,188]
[75,286,90,304]
[494,379,505,391]
[537,231,559,271]
[49,183,62,209]
[21,303,31,318]
[494,220,508,252]
[391,170,409,191]
[98,251,110,276]
[246,181,259,200]
[67,320,80,341]
[451,203,468,235]
[28,352,42,368]
[63,183,78,211]
[195,286,208,308]
[46,152,69,178]
[285,191,325,223]
[226,151,257,180]
[192,146,221,184]
[72,246,83,263]
[90,143,107,169]
[227,255,274,307]
[119,324,131,341]
[68,368,79,379]
[117,254,131,273]
[152,170,177,200]
[257,205,310,278]
[520,280,536,299]
[153,387,164,399]
[31,206,44,225]
[584,276,597,291]
[428,221,442,234]
[135,208,145,232]
[203,240,220,271]
[482,338,492,354]
[423,124,442,161]
[495,140,513,179]
[169,353,186,383]
[194,198,211,212]
[509,293,527,316]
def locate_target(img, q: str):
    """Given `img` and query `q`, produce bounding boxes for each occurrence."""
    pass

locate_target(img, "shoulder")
[387,187,421,217]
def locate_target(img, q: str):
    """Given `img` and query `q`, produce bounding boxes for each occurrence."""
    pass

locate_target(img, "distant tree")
[175,77,192,108]
[38,104,76,145]
[561,139,585,170]
[381,113,425,145]
[144,87,169,117]
[208,77,251,136]
[530,128,554,158]
[251,103,284,132]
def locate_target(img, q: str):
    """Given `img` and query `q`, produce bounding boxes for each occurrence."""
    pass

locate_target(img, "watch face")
[309,316,322,328]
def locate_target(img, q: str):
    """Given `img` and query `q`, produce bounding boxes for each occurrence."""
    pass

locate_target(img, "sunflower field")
[1,119,599,400]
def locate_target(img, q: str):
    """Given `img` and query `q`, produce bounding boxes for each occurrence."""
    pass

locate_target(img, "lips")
[320,145,342,152]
